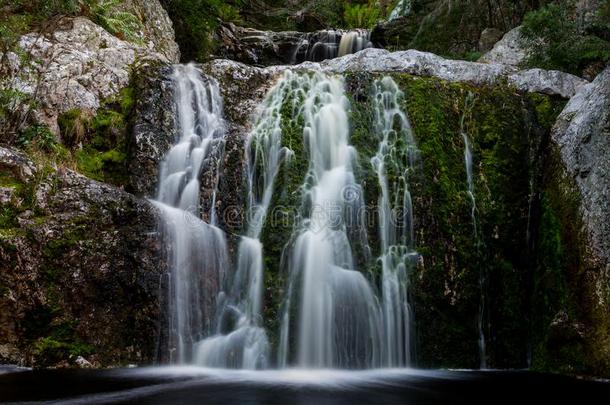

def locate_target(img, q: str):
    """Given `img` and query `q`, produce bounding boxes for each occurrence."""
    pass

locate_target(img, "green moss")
[529,144,610,377]
[33,332,95,367]
[527,93,566,130]
[0,207,19,230]
[117,86,135,115]
[258,88,308,352]
[56,86,134,186]
[354,73,542,368]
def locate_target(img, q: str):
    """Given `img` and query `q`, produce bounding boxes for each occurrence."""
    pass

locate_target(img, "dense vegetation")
[520,0,610,76]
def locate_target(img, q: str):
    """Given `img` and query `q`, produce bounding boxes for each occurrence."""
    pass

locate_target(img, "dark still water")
[1,367,609,405]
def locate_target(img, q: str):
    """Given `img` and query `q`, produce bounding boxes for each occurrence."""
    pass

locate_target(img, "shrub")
[343,1,381,28]
[160,0,242,62]
[17,125,59,153]
[520,1,610,75]
[83,0,143,43]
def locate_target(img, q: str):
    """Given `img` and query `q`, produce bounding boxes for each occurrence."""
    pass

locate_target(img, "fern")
[82,0,143,43]
[343,2,381,29]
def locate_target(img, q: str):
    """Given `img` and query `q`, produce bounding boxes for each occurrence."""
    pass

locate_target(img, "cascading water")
[389,0,413,20]
[371,77,419,367]
[460,93,487,369]
[156,67,419,370]
[154,64,229,364]
[276,71,382,368]
[192,66,305,370]
[291,30,373,63]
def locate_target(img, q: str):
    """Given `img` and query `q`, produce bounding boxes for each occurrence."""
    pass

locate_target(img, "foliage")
[0,1,142,42]
[16,125,59,153]
[343,1,381,28]
[520,1,610,74]
[160,0,243,61]
[83,0,143,43]
[56,88,133,185]
[0,88,32,144]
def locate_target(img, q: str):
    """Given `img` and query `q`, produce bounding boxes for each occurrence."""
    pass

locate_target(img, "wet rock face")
[0,147,167,367]
[214,23,303,66]
[552,67,610,272]
[204,60,280,126]
[128,64,177,197]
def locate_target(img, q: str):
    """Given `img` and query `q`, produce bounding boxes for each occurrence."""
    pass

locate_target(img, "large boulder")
[509,68,588,98]
[479,26,529,66]
[0,147,167,367]
[552,67,610,271]
[120,0,181,62]
[6,3,180,135]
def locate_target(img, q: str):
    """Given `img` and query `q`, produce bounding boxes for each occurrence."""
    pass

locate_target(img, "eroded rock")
[509,68,588,98]
[128,63,177,197]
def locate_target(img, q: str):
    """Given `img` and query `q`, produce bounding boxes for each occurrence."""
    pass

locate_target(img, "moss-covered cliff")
[229,67,607,375]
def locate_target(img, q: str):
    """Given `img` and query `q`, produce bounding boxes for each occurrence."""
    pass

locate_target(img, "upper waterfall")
[291,30,373,63]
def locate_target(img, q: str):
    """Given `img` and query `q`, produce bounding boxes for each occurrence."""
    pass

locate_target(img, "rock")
[214,23,303,66]
[318,48,586,97]
[0,146,168,367]
[119,0,181,62]
[478,28,505,53]
[204,59,279,125]
[0,147,36,182]
[307,48,511,86]
[479,27,528,67]
[371,0,527,57]
[74,356,93,369]
[551,67,610,272]
[508,69,588,98]
[128,63,177,197]
[575,0,605,29]
[0,188,14,205]
[257,48,584,97]
[9,14,179,134]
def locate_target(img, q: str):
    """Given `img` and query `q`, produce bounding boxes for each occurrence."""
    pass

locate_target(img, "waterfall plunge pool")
[1,367,608,404]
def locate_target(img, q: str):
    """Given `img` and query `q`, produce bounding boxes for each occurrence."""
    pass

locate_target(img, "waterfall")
[272,71,382,369]
[371,77,418,367]
[389,0,412,20]
[152,68,429,370]
[193,67,298,370]
[154,64,229,364]
[460,93,487,369]
[291,30,373,63]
